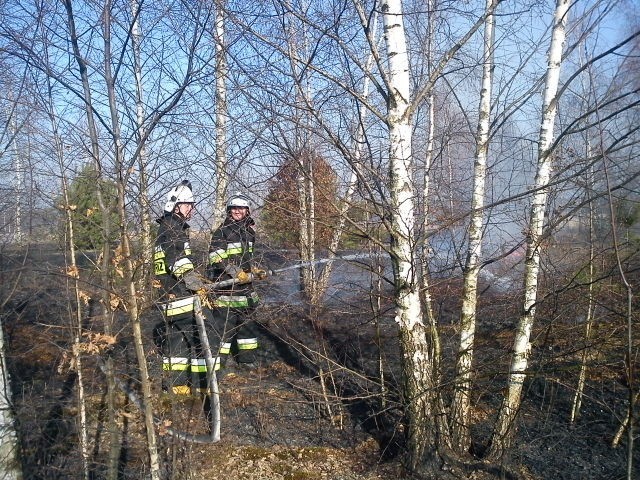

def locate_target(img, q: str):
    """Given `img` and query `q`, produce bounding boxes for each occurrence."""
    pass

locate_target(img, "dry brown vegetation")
[1,244,637,479]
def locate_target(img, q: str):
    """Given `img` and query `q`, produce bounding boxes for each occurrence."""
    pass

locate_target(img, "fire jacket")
[154,212,196,314]
[207,215,259,308]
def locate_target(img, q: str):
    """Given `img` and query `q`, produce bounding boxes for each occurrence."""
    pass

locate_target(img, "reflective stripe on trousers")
[237,337,258,351]
[212,292,259,308]
[219,342,232,355]
[162,356,222,371]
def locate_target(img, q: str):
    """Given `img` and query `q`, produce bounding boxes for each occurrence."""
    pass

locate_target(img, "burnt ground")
[1,244,637,479]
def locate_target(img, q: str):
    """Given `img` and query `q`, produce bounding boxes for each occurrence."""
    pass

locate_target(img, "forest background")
[0,0,639,479]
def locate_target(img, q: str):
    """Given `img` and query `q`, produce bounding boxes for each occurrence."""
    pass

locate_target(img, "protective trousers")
[211,306,259,366]
[153,296,220,395]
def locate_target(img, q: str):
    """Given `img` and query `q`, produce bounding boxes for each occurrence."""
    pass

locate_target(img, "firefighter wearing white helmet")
[226,193,251,211]
[153,180,217,395]
[207,192,267,370]
[163,180,196,213]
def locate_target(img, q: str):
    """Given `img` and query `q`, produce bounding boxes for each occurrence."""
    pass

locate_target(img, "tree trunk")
[297,152,317,298]
[488,0,570,459]
[451,0,496,453]
[103,4,162,477]
[599,123,635,478]
[214,1,229,223]
[130,0,153,298]
[570,161,595,424]
[281,0,317,300]
[419,0,437,354]
[63,2,121,478]
[0,310,22,480]
[9,104,22,245]
[382,0,436,471]
[74,333,90,480]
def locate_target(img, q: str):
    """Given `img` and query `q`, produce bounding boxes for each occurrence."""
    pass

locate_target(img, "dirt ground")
[1,244,637,479]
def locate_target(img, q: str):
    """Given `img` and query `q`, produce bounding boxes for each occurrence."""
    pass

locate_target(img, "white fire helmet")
[226,193,251,212]
[163,180,195,213]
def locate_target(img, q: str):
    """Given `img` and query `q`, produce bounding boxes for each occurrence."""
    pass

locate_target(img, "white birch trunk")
[10,108,22,244]
[490,0,570,457]
[282,0,317,299]
[382,0,434,469]
[296,154,316,296]
[421,0,435,213]
[66,179,90,480]
[193,299,221,441]
[0,317,21,480]
[74,336,90,480]
[214,2,229,223]
[304,154,317,299]
[422,93,434,217]
[418,0,441,406]
[451,0,496,452]
[300,37,316,300]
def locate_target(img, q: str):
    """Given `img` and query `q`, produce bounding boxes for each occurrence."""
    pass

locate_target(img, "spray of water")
[270,252,377,273]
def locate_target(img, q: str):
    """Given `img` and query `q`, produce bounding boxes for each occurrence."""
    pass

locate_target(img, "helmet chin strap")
[173,203,194,220]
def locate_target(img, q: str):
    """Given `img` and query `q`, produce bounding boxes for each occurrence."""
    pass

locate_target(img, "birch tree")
[8,98,22,245]
[213,0,230,222]
[380,0,436,470]
[417,0,438,367]
[0,310,21,480]
[450,0,497,453]
[0,224,23,479]
[489,0,571,458]
[285,0,318,300]
[0,90,24,480]
[237,0,501,471]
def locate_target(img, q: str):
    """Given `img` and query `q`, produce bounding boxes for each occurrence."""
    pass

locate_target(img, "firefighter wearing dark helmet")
[207,193,267,370]
[153,180,217,395]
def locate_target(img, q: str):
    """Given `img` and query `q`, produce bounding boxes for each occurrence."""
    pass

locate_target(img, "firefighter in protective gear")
[207,193,265,369]
[153,180,218,395]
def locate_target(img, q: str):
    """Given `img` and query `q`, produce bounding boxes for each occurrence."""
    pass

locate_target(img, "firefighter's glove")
[183,271,206,292]
[251,267,268,280]
[236,270,251,284]
[197,288,213,309]
[224,265,250,284]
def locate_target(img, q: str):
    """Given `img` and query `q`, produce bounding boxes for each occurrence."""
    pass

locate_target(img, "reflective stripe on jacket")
[207,216,256,299]
[160,296,195,317]
[212,292,259,308]
[208,241,254,264]
[154,212,195,300]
